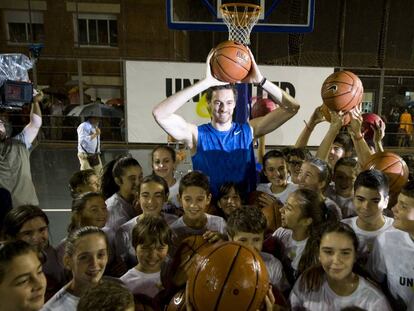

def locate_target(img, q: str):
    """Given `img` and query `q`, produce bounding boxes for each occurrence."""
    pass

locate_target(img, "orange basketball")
[166,289,186,311]
[321,71,363,113]
[320,104,351,126]
[211,40,252,83]
[362,152,409,194]
[188,242,269,311]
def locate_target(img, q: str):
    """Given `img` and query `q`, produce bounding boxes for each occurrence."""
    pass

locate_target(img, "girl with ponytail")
[268,188,333,285]
[290,222,391,311]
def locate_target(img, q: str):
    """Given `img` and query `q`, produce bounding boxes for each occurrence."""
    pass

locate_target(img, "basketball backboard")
[166,0,315,33]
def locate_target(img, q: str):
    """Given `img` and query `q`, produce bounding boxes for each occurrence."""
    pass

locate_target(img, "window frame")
[73,13,118,48]
[4,10,44,45]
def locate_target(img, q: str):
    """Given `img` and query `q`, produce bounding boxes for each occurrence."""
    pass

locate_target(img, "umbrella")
[66,102,123,118]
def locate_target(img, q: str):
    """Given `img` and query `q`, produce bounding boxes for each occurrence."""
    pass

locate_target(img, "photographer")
[0,91,43,207]
[77,116,102,175]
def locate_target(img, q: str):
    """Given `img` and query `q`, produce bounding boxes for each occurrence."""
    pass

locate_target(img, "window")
[74,14,117,47]
[4,11,44,44]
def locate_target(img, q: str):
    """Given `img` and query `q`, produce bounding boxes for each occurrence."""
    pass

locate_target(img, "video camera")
[0,54,34,110]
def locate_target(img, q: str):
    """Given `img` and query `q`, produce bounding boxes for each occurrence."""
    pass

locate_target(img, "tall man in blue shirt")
[153,49,300,199]
[77,116,102,175]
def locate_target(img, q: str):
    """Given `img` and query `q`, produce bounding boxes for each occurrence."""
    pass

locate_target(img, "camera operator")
[0,91,43,207]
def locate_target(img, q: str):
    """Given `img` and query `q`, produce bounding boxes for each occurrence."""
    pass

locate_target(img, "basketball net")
[220,3,262,45]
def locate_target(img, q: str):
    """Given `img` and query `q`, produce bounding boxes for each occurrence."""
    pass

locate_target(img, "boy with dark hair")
[257,150,298,204]
[120,216,172,298]
[171,171,226,243]
[284,147,311,185]
[369,180,414,310]
[77,280,134,311]
[227,205,289,292]
[327,157,359,218]
[342,169,393,266]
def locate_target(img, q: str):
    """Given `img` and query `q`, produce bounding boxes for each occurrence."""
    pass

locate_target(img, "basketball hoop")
[220,3,262,45]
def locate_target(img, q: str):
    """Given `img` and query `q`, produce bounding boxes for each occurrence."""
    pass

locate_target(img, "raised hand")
[205,48,230,87]
[372,119,386,142]
[348,104,363,136]
[241,47,264,84]
[33,90,44,103]
[329,110,345,131]
[310,105,327,126]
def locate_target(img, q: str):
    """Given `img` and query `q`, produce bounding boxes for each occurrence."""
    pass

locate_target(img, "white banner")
[126,61,334,146]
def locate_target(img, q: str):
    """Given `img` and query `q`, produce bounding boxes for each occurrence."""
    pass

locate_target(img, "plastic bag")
[0,54,33,86]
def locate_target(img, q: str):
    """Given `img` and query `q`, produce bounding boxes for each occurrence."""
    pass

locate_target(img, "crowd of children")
[0,137,413,310]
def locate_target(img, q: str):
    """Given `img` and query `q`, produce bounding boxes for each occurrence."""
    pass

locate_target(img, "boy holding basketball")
[152,48,300,199]
[368,180,414,310]
[226,205,289,293]
[341,169,394,266]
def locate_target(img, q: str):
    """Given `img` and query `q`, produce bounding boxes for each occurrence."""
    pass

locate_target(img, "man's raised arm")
[22,90,43,145]
[152,51,227,148]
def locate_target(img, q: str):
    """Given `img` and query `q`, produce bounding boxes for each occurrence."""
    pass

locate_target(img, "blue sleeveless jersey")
[192,122,257,199]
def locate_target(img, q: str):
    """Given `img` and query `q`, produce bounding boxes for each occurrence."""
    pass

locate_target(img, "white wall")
[125,60,334,146]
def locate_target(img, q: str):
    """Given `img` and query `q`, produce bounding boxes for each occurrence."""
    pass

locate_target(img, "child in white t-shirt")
[290,222,391,311]
[226,205,289,294]
[327,157,359,218]
[0,241,47,311]
[42,227,109,311]
[216,182,242,219]
[341,169,394,267]
[268,188,333,285]
[368,180,414,310]
[169,171,227,245]
[256,150,298,205]
[120,216,172,298]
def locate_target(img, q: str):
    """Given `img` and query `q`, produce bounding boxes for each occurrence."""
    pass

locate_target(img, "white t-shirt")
[342,216,394,266]
[116,213,178,266]
[41,286,79,311]
[272,227,308,274]
[261,252,289,292]
[256,182,298,204]
[170,214,227,243]
[120,268,163,298]
[290,275,391,311]
[368,228,414,309]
